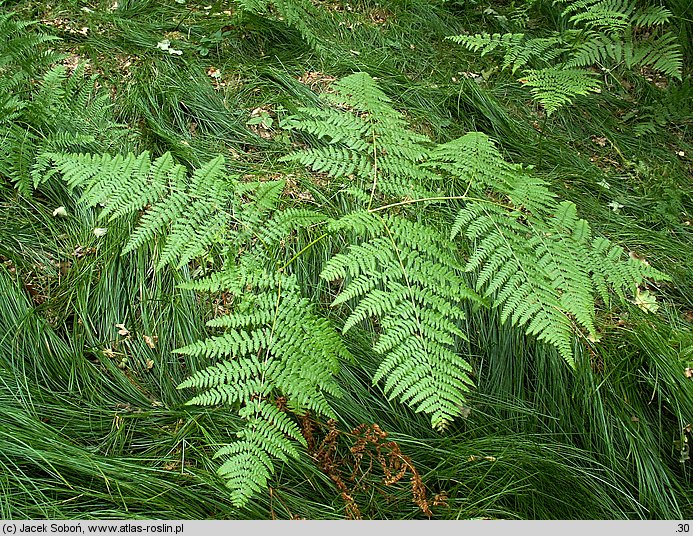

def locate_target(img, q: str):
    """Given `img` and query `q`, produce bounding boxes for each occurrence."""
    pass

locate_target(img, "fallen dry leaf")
[73,246,96,258]
[629,251,651,267]
[143,334,158,349]
[432,492,449,507]
[115,323,129,336]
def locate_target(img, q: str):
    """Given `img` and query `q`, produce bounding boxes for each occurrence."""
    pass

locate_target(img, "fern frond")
[211,398,307,506]
[446,32,525,58]
[177,266,349,505]
[214,439,274,507]
[455,198,668,364]
[429,132,556,218]
[564,29,682,78]
[451,0,683,114]
[0,13,63,76]
[521,67,602,115]
[35,150,237,268]
[504,36,569,72]
[564,0,633,30]
[283,146,372,179]
[630,5,672,27]
[2,59,124,194]
[629,32,683,79]
[321,213,481,430]
[255,207,328,245]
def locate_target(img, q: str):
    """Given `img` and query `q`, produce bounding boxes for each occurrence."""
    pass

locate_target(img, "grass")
[1,0,692,520]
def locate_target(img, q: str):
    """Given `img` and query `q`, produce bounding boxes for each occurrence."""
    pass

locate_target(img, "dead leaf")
[73,246,96,258]
[115,323,129,336]
[143,334,158,349]
[685,367,692,379]
[629,251,650,267]
[432,492,449,507]
[297,71,336,92]
[145,359,154,370]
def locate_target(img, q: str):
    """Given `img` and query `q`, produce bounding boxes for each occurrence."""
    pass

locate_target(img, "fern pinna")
[281,71,434,201]
[176,259,348,506]
[448,0,683,114]
[322,211,484,430]
[35,72,667,507]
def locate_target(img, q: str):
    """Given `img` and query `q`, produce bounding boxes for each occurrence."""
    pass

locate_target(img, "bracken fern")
[34,72,669,507]
[448,0,683,113]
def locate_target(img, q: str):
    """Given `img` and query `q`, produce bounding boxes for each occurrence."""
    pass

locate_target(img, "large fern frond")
[454,193,668,365]
[321,211,483,430]
[0,13,62,77]
[177,260,349,505]
[1,17,122,193]
[564,29,683,78]
[449,0,683,113]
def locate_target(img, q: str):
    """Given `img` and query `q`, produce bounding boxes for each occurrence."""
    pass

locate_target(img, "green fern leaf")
[521,67,601,115]
[176,265,349,506]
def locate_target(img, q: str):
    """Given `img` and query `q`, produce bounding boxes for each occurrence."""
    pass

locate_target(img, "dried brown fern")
[300,414,432,518]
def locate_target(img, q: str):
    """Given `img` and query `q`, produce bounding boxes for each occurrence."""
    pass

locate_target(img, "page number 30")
[677,525,690,533]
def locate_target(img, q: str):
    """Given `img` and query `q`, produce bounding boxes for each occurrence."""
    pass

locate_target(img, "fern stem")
[369,195,516,213]
[367,129,378,210]
[278,232,329,272]
[380,215,425,345]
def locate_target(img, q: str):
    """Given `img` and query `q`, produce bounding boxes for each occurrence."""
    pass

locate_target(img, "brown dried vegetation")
[301,414,433,518]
